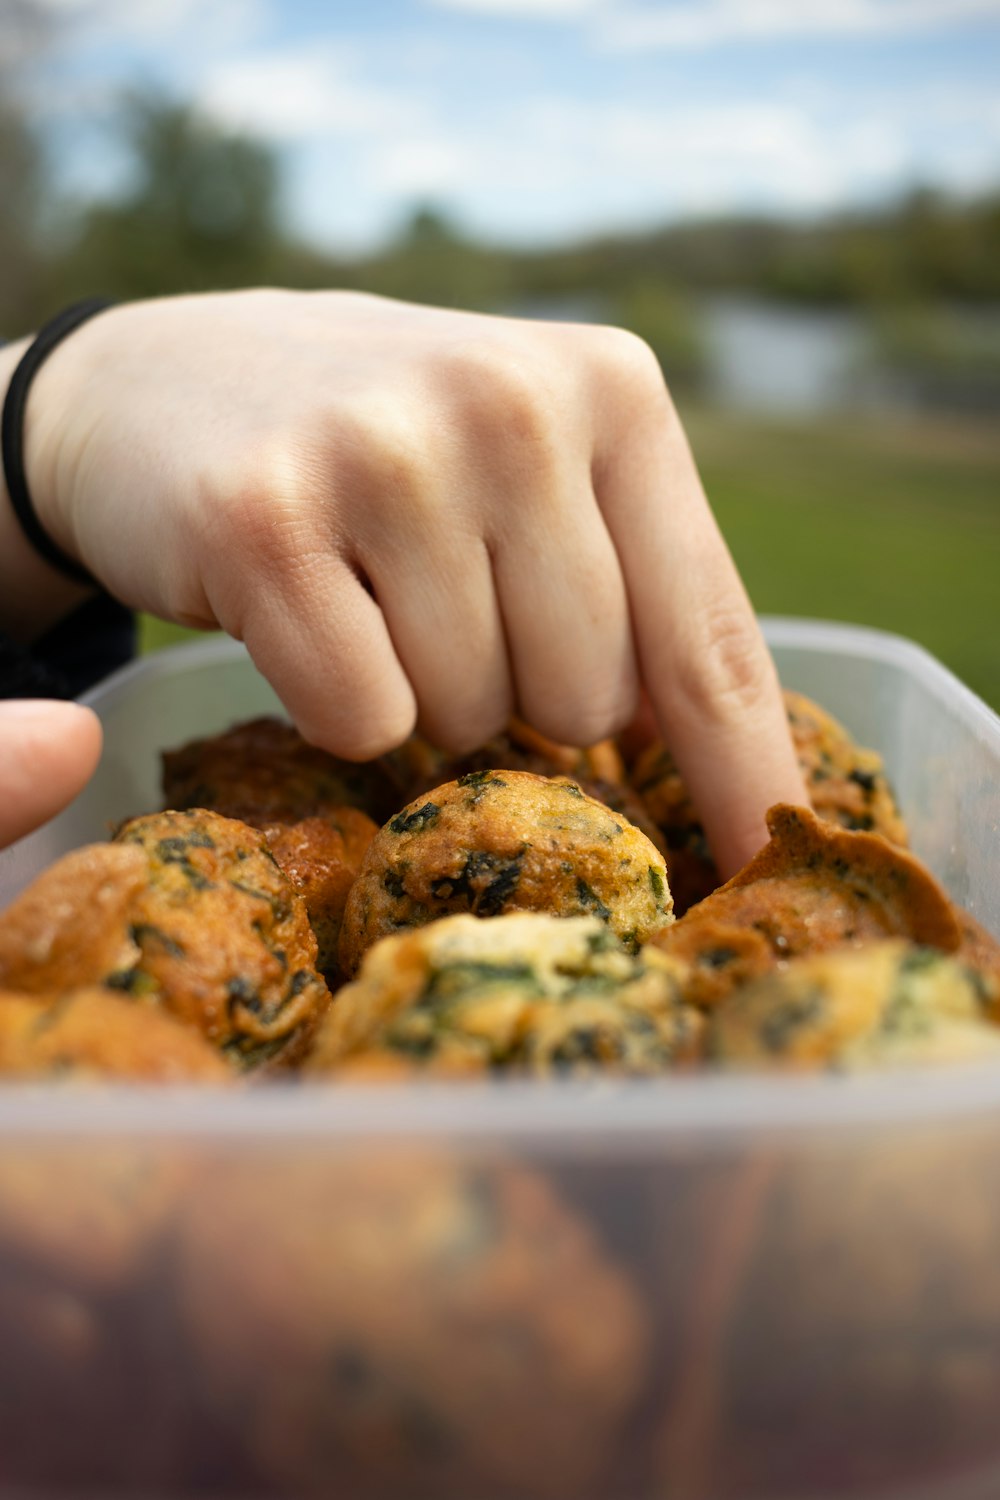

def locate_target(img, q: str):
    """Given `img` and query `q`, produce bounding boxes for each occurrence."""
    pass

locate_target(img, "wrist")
[0,336,96,643]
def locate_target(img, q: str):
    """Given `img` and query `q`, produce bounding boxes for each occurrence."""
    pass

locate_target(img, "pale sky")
[15,0,1000,250]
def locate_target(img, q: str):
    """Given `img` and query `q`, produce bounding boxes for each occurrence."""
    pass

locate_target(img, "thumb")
[0,701,102,850]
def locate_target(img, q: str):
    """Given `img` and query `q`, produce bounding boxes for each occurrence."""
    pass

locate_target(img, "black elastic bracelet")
[2,297,115,587]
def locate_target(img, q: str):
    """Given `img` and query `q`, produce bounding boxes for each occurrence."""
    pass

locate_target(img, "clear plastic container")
[0,618,999,1500]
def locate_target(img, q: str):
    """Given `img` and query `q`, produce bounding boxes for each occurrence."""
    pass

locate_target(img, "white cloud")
[196,44,420,139]
[370,136,470,195]
[340,91,920,248]
[594,0,1000,51]
[29,0,268,49]
[426,0,606,16]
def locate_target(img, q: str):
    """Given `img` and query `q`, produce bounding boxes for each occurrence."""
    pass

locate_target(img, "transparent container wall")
[3,1106,1000,1499]
[764,618,1000,926]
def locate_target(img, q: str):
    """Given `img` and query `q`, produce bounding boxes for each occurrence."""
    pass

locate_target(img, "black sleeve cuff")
[0,595,136,701]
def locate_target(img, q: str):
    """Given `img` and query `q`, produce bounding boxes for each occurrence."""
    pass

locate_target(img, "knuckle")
[589,325,672,415]
[679,607,773,721]
[204,442,320,580]
[435,339,561,464]
[325,405,437,533]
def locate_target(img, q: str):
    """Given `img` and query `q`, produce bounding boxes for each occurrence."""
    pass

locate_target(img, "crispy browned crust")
[260,810,377,980]
[179,1153,646,1499]
[376,719,626,808]
[783,690,909,845]
[651,803,960,1010]
[0,987,232,1083]
[0,844,149,995]
[338,769,672,976]
[162,715,400,825]
[112,809,330,1070]
[632,689,909,914]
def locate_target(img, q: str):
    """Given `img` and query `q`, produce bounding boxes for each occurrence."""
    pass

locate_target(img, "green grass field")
[141,408,1000,711]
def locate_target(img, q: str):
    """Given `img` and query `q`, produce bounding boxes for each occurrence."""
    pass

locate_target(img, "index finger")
[588,334,808,878]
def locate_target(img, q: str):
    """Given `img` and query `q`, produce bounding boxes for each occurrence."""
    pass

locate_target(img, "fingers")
[426,341,639,747]
[331,405,513,753]
[0,701,102,848]
[587,333,808,876]
[220,552,419,762]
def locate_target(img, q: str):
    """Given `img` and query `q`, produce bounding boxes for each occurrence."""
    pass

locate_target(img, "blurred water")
[703,296,872,416]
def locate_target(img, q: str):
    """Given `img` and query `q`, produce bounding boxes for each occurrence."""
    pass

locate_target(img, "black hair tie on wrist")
[1,297,115,588]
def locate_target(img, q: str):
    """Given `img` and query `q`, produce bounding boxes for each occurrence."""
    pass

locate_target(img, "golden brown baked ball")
[162,714,400,825]
[308,912,700,1077]
[0,987,232,1083]
[650,804,961,1011]
[112,809,330,1069]
[179,1152,647,1499]
[0,844,149,996]
[259,809,377,980]
[632,689,908,913]
[338,769,673,976]
[707,940,1000,1070]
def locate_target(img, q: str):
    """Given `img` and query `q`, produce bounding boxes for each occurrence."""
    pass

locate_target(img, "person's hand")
[12,289,806,875]
[0,701,102,849]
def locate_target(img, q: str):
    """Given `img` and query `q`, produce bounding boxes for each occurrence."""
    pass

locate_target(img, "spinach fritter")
[112,810,330,1069]
[179,1153,646,1499]
[708,940,1000,1070]
[338,769,673,976]
[162,715,399,825]
[0,821,325,1074]
[651,804,961,1012]
[0,844,149,997]
[259,810,376,980]
[0,986,231,1083]
[632,689,908,914]
[309,912,701,1077]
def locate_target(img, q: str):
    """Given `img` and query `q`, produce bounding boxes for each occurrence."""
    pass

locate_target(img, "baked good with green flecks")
[0,987,232,1082]
[651,804,960,1011]
[708,940,1000,1070]
[338,769,673,976]
[258,810,376,981]
[110,810,330,1069]
[632,689,908,914]
[377,720,665,851]
[179,1152,647,1499]
[308,912,700,1077]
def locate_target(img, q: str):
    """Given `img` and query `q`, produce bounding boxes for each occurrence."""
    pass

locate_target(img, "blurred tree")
[611,277,706,392]
[0,1,56,332]
[0,98,49,332]
[55,95,295,301]
[358,202,514,309]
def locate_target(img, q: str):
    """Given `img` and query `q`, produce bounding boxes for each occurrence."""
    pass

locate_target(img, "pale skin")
[0,289,807,861]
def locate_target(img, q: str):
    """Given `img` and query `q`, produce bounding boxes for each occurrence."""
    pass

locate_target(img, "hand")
[0,701,102,849]
[14,289,806,876]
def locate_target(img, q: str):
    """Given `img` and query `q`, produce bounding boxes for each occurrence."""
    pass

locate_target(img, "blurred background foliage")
[1,71,998,708]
